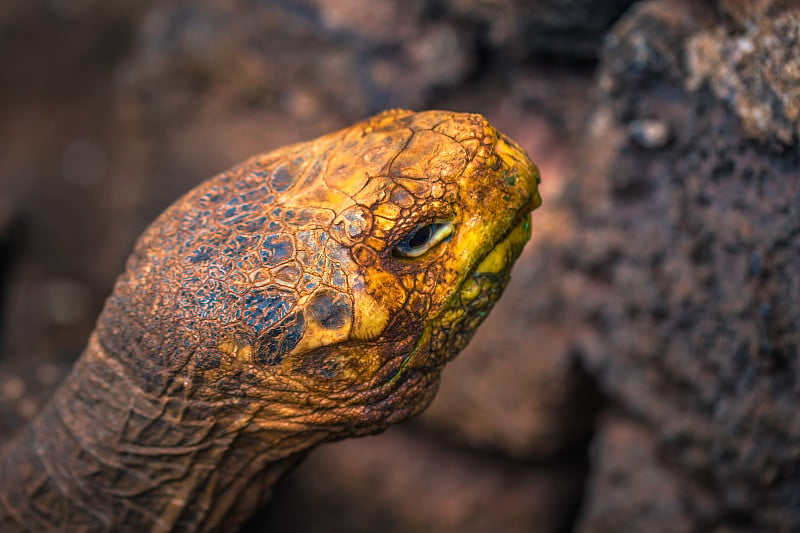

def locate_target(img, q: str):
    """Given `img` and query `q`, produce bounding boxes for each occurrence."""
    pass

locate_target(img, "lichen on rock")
[686,5,800,145]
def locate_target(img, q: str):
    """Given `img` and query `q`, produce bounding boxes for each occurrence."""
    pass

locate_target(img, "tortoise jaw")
[472,210,533,277]
[391,201,537,380]
[461,187,538,287]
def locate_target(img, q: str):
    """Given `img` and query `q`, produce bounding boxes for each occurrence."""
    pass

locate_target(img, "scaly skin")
[0,109,541,532]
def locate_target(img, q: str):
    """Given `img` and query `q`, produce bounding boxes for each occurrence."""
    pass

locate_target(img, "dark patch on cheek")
[308,290,351,330]
[242,289,293,334]
[255,311,306,365]
[283,313,306,350]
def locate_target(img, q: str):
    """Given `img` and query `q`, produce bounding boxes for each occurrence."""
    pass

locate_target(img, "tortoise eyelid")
[392,220,454,259]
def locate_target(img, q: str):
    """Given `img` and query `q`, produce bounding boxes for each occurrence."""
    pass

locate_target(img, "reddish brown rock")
[575,414,713,533]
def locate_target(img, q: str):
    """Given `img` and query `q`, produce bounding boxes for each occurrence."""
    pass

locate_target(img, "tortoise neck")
[0,334,304,532]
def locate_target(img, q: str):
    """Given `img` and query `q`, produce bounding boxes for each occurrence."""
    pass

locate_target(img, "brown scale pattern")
[0,109,540,532]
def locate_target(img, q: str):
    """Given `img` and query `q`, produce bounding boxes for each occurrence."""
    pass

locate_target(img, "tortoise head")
[98,109,540,444]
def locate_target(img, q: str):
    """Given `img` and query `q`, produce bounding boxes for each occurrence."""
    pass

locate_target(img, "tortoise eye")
[393,221,453,258]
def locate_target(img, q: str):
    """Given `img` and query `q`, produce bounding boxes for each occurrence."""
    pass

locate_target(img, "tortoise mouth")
[470,205,533,278]
[457,187,538,288]
[445,204,533,327]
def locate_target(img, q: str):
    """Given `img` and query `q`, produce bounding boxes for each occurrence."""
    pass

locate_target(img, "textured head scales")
[98,109,541,441]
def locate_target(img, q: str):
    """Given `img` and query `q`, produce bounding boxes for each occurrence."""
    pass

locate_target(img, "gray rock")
[569,1,800,530]
[441,0,637,58]
[687,2,800,145]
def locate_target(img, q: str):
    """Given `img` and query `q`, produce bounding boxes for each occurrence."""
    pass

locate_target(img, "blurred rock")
[0,1,27,29]
[716,0,797,30]
[107,0,480,272]
[627,118,671,148]
[0,357,70,440]
[247,426,584,533]
[0,203,23,357]
[575,414,712,533]
[0,0,152,371]
[441,0,637,58]
[0,0,149,25]
[39,278,93,326]
[597,0,711,99]
[567,1,800,530]
[686,1,800,145]
[0,1,150,90]
[117,0,475,128]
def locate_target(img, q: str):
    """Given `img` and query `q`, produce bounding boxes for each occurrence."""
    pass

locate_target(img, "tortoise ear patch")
[307,290,352,331]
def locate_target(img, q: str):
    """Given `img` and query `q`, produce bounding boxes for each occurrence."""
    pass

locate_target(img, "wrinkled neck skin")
[0,337,298,533]
[0,331,439,532]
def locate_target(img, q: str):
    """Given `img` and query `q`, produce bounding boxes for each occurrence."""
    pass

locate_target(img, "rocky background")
[1,0,798,531]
